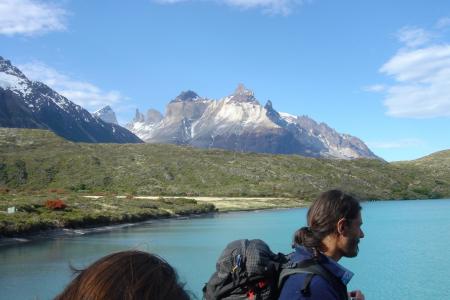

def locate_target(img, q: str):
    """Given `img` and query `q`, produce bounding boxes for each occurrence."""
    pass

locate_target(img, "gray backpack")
[203,239,347,300]
[203,239,286,300]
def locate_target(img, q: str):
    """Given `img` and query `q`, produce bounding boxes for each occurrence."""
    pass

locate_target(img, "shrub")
[17,204,40,213]
[48,188,66,194]
[139,203,158,209]
[173,198,197,204]
[45,199,67,210]
[70,183,88,192]
[0,187,10,194]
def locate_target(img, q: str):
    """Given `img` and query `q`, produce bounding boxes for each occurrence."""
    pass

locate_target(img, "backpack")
[203,239,347,300]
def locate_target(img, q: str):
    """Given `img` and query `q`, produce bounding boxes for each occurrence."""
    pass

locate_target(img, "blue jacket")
[278,247,353,300]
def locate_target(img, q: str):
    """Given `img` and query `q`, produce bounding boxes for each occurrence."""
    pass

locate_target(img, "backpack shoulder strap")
[278,261,326,288]
[300,272,315,297]
[278,260,348,300]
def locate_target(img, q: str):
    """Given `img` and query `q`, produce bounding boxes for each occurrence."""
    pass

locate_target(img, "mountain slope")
[0,56,142,143]
[392,150,450,197]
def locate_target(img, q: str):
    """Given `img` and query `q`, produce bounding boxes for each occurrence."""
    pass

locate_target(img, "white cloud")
[0,0,67,36]
[396,26,433,48]
[368,138,424,149]
[19,62,127,111]
[367,20,450,118]
[154,0,307,15]
[380,46,450,82]
[224,0,302,15]
[362,84,386,92]
[436,17,450,29]
[379,45,450,118]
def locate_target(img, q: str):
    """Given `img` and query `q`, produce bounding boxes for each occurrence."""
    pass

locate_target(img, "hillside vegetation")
[1,128,449,200]
[0,194,215,236]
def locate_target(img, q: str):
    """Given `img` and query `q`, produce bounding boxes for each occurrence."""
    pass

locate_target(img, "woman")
[55,250,190,300]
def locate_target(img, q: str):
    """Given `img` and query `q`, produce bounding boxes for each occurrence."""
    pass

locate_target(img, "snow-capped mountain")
[127,90,212,144]
[127,84,379,159]
[0,56,142,143]
[93,105,118,124]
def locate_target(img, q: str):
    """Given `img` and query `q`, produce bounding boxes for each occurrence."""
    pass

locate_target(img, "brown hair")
[293,189,361,257]
[55,250,190,300]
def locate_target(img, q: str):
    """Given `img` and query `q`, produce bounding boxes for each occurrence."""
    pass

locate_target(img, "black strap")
[278,259,316,287]
[300,273,314,296]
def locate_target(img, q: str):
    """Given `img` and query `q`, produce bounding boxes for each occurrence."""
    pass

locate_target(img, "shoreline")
[3,196,448,248]
[0,203,307,248]
[0,212,216,248]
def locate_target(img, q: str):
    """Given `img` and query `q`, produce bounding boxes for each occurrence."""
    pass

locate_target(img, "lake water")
[1,199,450,299]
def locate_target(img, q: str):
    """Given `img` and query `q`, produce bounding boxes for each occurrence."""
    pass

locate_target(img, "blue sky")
[1,0,449,161]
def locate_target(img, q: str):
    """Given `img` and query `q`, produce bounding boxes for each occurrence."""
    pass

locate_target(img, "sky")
[1,0,449,161]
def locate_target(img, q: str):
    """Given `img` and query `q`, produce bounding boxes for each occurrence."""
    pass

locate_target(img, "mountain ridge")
[127,84,378,159]
[0,56,142,144]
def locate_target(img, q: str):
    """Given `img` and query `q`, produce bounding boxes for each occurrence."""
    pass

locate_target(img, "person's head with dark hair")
[294,189,364,261]
[55,250,190,300]
[279,190,366,300]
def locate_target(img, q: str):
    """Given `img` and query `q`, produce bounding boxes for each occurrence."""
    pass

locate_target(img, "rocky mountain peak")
[126,85,379,160]
[172,90,199,102]
[229,84,258,104]
[146,109,163,124]
[264,100,274,111]
[1,57,32,97]
[234,83,253,97]
[93,105,118,124]
[94,105,113,114]
[133,109,145,123]
[264,99,287,127]
[0,56,27,80]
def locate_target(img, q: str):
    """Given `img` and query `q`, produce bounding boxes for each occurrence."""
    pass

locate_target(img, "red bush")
[0,188,10,194]
[45,199,67,210]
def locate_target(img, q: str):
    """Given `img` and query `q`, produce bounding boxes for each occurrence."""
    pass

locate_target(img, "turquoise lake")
[1,199,450,299]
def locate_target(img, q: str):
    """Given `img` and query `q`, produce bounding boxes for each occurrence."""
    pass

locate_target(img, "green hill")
[1,128,449,200]
[391,150,450,198]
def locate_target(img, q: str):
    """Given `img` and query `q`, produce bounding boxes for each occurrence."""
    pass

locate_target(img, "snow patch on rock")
[0,72,31,97]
